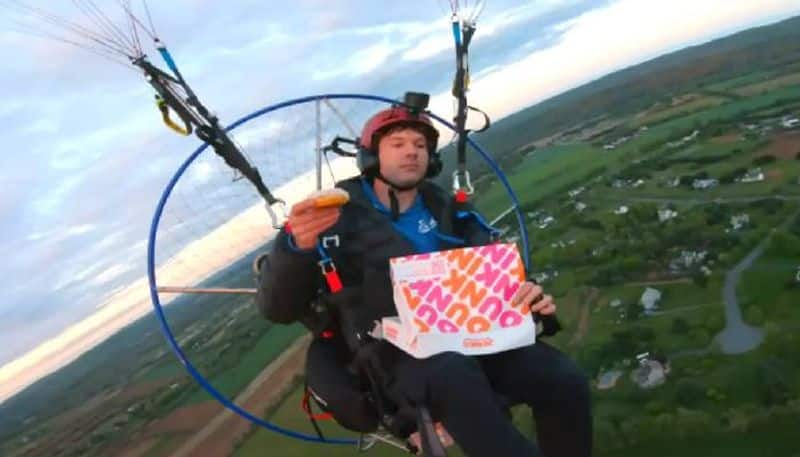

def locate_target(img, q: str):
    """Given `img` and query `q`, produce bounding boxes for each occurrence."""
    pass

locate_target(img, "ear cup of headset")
[426,151,442,178]
[356,144,379,176]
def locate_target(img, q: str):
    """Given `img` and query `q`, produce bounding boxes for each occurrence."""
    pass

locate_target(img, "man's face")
[377,127,429,187]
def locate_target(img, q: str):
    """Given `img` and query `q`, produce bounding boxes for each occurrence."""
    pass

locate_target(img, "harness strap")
[301,381,333,441]
[455,210,501,240]
[316,244,343,293]
[301,386,335,422]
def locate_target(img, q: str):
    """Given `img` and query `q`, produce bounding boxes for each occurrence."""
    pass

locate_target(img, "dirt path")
[624,278,691,287]
[168,334,312,457]
[569,288,598,346]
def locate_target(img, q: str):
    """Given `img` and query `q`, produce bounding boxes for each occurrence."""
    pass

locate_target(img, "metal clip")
[452,170,475,195]
[265,200,287,229]
[318,258,336,275]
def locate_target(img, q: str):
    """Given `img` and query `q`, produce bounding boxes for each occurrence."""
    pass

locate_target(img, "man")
[256,104,592,456]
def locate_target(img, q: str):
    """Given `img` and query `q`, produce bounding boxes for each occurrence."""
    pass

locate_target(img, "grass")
[738,240,800,326]
[234,386,368,457]
[597,414,800,457]
[704,71,775,92]
[733,71,800,96]
[178,323,306,406]
[629,95,728,129]
[136,359,185,383]
[475,143,613,219]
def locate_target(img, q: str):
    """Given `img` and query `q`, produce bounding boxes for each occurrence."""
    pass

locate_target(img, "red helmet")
[358,106,439,152]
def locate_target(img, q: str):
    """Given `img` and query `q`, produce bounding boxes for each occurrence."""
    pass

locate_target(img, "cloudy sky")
[1,0,799,402]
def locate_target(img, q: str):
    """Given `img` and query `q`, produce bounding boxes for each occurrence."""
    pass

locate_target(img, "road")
[714,240,766,354]
[714,208,800,354]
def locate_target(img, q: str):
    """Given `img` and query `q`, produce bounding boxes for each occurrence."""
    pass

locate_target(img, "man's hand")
[512,281,556,315]
[287,198,341,250]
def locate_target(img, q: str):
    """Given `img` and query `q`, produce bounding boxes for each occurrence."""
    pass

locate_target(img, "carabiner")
[452,170,475,195]
[265,199,287,229]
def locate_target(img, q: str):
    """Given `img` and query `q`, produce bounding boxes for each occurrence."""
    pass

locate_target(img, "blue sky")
[1,0,799,401]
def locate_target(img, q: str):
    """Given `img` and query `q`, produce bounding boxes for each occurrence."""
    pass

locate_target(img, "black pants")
[305,337,380,433]
[307,338,592,457]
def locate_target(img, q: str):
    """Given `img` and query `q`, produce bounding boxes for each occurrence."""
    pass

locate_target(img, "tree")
[705,313,724,333]
[752,154,777,166]
[757,357,793,406]
[671,317,691,335]
[766,231,800,257]
[745,305,765,325]
[691,269,709,287]
[673,408,715,439]
[761,197,784,215]
[675,378,706,407]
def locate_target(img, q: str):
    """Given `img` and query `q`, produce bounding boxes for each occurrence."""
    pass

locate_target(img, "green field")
[476,143,616,219]
[178,323,306,406]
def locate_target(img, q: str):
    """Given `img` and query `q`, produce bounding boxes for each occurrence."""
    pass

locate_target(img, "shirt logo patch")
[418,217,437,234]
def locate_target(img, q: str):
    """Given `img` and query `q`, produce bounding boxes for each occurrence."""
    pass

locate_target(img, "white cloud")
[313,39,400,80]
[89,263,132,286]
[402,32,452,61]
[30,174,85,216]
[64,224,95,236]
[231,119,287,149]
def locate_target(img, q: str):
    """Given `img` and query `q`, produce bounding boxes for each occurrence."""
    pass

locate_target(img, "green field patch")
[178,324,306,406]
[234,386,367,457]
[641,87,800,139]
[630,95,728,129]
[136,359,186,383]
[597,413,800,457]
[705,71,774,92]
[476,144,612,218]
[733,71,800,96]
[738,247,800,326]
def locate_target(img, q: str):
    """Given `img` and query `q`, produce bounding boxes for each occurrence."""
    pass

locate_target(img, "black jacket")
[255,176,558,351]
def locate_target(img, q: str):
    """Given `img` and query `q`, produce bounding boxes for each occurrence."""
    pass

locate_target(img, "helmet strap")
[388,188,400,221]
[373,173,423,220]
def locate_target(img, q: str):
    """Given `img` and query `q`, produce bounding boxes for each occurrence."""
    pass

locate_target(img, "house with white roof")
[781,116,799,128]
[730,213,750,231]
[640,287,662,313]
[693,178,718,190]
[568,186,586,198]
[739,168,765,183]
[658,208,678,223]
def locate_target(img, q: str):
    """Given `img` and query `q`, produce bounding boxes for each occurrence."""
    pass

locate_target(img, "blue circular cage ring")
[146,93,531,445]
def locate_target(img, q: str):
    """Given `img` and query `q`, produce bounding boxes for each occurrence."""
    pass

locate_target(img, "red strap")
[302,388,334,421]
[455,189,468,203]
